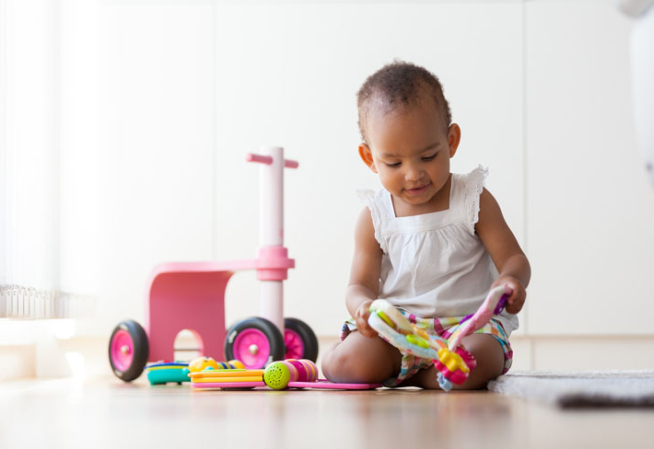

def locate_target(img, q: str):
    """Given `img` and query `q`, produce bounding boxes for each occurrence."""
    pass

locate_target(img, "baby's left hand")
[493,276,526,315]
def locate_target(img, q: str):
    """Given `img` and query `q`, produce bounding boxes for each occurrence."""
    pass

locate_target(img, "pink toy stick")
[287,380,380,390]
[246,153,273,165]
[193,381,266,389]
[246,153,299,169]
[192,380,380,390]
[447,284,512,351]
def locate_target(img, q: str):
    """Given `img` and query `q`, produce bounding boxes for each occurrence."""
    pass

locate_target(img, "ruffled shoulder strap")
[462,165,489,234]
[356,188,389,254]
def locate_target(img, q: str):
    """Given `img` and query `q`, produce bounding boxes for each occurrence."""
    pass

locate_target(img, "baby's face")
[362,102,459,214]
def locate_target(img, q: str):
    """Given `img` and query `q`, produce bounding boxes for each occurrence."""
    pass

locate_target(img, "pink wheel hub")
[110,329,134,372]
[284,329,305,360]
[233,329,271,368]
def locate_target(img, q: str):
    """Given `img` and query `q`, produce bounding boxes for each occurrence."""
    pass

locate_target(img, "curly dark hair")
[357,60,452,143]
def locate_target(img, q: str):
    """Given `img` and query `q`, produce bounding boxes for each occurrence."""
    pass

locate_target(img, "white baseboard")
[510,335,654,371]
[2,334,654,381]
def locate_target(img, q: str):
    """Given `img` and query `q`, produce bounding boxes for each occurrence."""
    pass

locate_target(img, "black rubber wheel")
[284,317,319,362]
[224,317,285,369]
[108,320,149,382]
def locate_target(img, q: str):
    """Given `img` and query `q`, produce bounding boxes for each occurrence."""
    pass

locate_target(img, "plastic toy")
[368,284,511,391]
[109,147,319,382]
[189,359,381,391]
[190,369,267,389]
[145,362,190,386]
[145,357,244,386]
[263,359,318,389]
[187,357,244,373]
[262,360,380,390]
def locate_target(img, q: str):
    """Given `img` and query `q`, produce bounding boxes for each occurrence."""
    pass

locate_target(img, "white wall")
[50,1,654,342]
[92,1,216,336]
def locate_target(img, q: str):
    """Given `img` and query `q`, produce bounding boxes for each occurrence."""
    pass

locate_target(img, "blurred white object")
[618,0,654,17]
[619,0,654,188]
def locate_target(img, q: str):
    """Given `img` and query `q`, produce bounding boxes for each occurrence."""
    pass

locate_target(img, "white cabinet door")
[526,2,654,335]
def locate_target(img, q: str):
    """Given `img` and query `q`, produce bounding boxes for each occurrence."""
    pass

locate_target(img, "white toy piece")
[368,300,443,360]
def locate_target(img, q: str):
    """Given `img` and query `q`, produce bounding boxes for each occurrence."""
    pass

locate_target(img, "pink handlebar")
[246,153,299,169]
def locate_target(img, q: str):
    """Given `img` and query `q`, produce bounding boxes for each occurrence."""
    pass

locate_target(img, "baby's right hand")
[355,300,378,338]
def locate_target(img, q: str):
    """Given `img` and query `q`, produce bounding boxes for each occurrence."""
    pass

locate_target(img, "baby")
[321,61,531,389]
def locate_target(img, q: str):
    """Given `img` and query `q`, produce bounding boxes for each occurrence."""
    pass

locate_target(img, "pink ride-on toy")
[109,146,319,382]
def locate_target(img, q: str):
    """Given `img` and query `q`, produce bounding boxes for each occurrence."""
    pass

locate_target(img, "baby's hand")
[355,300,378,338]
[494,276,526,315]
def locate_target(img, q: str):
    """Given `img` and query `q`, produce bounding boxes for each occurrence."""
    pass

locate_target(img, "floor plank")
[1,376,653,448]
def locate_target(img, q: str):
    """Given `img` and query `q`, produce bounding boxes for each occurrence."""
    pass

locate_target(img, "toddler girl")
[321,61,531,389]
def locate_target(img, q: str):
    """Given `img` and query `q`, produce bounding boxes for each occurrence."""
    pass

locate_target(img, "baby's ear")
[359,144,378,173]
[448,123,461,158]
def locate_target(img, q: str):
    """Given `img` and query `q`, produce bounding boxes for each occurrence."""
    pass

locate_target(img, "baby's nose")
[405,165,423,181]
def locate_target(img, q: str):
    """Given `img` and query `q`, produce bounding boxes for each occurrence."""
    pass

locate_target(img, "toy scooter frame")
[109,147,318,382]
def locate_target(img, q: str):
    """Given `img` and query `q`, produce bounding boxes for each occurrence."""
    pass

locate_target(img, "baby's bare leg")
[321,331,402,384]
[407,333,506,390]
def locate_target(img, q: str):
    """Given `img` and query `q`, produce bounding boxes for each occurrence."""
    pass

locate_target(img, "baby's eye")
[385,162,401,168]
[421,153,438,162]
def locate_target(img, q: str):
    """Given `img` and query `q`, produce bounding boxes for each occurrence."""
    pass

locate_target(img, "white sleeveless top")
[358,166,519,335]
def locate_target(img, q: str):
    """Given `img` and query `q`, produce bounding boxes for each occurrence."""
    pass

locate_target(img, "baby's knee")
[321,342,360,382]
[321,337,395,384]
[453,334,506,390]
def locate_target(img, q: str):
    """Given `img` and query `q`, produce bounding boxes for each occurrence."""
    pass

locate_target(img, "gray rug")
[487,370,654,408]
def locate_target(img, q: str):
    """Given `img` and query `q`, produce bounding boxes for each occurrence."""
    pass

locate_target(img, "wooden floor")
[1,375,653,449]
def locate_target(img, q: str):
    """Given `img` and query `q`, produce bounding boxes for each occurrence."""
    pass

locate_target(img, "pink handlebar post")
[246,147,298,335]
[246,153,299,169]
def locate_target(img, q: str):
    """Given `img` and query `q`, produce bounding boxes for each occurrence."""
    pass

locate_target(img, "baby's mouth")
[405,184,430,196]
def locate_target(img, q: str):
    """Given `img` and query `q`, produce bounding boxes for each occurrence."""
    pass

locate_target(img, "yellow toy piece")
[229,360,245,369]
[437,348,470,374]
[189,368,266,388]
[188,357,244,373]
[188,357,219,373]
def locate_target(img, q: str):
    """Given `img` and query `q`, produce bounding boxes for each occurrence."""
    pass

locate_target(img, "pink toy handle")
[447,284,512,351]
[246,153,299,169]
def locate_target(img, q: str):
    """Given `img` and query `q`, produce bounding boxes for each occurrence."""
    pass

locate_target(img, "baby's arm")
[475,189,531,314]
[346,208,383,337]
